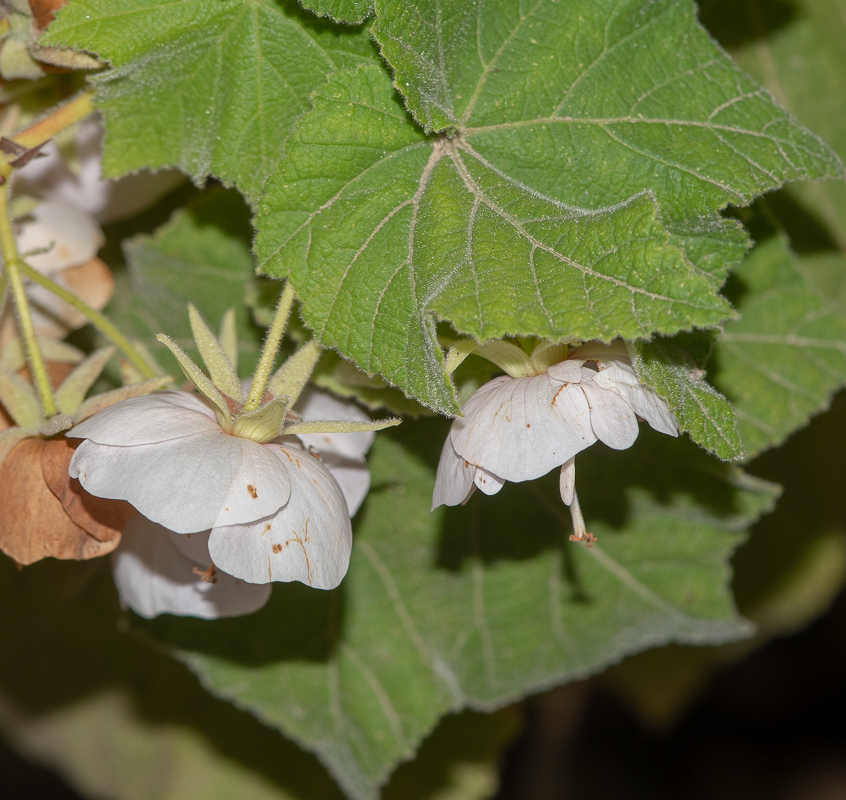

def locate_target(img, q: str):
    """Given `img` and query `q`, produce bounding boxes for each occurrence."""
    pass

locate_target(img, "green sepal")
[232,396,288,444]
[267,340,321,408]
[283,417,401,437]
[443,338,479,375]
[0,363,42,429]
[218,308,239,374]
[188,304,243,403]
[1,337,83,372]
[474,341,533,379]
[54,347,116,416]
[156,334,232,431]
[529,341,570,375]
[75,376,174,423]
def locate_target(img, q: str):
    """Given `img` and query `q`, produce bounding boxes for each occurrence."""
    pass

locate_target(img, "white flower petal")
[432,436,476,510]
[559,457,576,506]
[69,431,292,533]
[546,360,583,384]
[319,452,371,517]
[295,388,374,460]
[16,199,104,275]
[68,391,217,446]
[111,516,271,619]
[451,374,597,483]
[594,362,679,436]
[580,376,640,450]
[208,444,351,589]
[474,466,505,496]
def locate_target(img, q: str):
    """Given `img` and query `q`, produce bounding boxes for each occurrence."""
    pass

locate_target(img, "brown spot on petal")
[247,484,258,499]
[262,523,272,535]
[272,543,282,554]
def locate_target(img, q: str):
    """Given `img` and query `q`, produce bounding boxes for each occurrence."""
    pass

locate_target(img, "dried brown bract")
[0,435,135,565]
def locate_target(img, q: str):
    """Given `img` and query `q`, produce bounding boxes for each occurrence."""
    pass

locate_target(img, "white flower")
[103,389,376,619]
[68,390,360,590]
[433,340,677,540]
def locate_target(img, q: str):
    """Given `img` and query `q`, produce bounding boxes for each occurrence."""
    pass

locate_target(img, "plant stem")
[18,261,157,380]
[0,169,57,416]
[10,92,95,152]
[243,282,296,412]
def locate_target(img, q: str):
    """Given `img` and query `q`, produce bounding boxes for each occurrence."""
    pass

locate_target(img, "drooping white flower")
[108,389,375,619]
[69,390,357,590]
[433,340,677,542]
[66,295,397,618]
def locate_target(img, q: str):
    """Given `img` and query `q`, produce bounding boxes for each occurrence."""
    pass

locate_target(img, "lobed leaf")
[372,0,843,218]
[256,66,735,414]
[43,0,380,202]
[630,337,743,461]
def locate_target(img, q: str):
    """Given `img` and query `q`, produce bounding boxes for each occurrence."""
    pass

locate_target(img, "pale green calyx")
[155,291,404,445]
[232,396,289,444]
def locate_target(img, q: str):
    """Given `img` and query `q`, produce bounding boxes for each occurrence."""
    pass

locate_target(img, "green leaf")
[0,558,521,800]
[711,236,846,459]
[43,0,379,203]
[703,0,846,244]
[630,336,744,461]
[256,65,735,414]
[140,425,777,800]
[109,189,267,378]
[299,0,373,25]
[372,0,842,217]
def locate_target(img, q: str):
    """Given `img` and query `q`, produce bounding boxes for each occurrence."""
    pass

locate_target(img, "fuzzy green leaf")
[256,66,735,414]
[43,0,379,202]
[299,0,372,24]
[372,0,843,218]
[140,426,777,800]
[712,236,846,458]
[631,336,743,461]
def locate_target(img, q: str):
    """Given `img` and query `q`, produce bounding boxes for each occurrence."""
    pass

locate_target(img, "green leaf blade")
[373,0,844,218]
[712,236,846,459]
[257,66,735,413]
[44,0,378,203]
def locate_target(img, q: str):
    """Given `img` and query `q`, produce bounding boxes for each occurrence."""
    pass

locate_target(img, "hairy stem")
[0,171,56,415]
[19,261,157,380]
[10,91,95,152]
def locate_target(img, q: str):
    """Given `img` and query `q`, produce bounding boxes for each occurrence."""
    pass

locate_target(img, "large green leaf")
[0,558,518,800]
[43,0,379,203]
[702,0,846,245]
[371,0,842,218]
[139,423,778,800]
[256,65,735,414]
[711,235,846,458]
[109,189,269,377]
